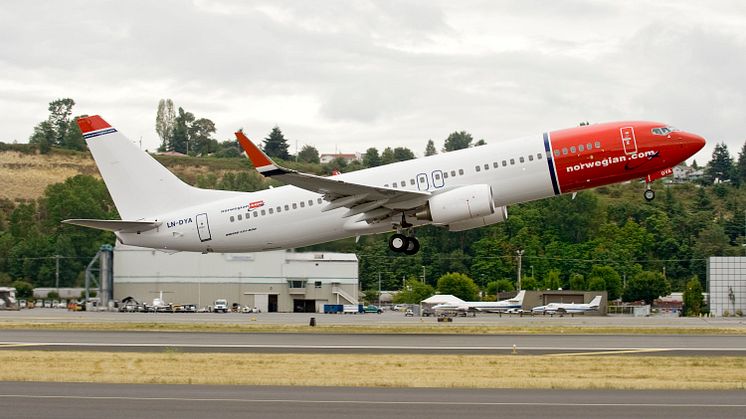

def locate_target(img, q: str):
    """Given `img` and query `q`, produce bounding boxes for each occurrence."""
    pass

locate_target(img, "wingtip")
[235,131,274,169]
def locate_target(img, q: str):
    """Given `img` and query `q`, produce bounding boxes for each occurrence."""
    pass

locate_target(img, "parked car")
[363,305,383,314]
[404,309,414,317]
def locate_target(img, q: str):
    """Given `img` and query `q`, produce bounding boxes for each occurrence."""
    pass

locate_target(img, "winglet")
[77,115,118,139]
[235,131,290,176]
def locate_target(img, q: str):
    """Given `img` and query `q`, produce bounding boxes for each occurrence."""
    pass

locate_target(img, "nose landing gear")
[643,185,655,201]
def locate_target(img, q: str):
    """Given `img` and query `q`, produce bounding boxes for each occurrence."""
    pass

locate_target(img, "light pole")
[516,250,524,290]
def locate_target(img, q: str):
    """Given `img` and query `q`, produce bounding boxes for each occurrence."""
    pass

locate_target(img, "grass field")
[1,350,743,390]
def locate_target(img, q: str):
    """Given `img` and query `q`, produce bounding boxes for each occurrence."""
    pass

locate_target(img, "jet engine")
[415,184,495,224]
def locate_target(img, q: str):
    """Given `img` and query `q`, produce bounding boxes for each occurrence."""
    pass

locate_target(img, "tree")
[263,126,290,160]
[705,142,735,183]
[474,139,487,147]
[11,280,33,299]
[569,273,586,290]
[587,277,606,291]
[187,118,217,156]
[297,145,320,164]
[623,271,670,304]
[543,269,562,290]
[392,147,415,162]
[436,272,479,300]
[155,99,176,152]
[736,139,746,186]
[169,107,195,154]
[589,266,622,300]
[486,279,515,297]
[28,98,82,152]
[424,139,437,156]
[29,121,55,154]
[520,276,539,290]
[682,276,704,316]
[393,278,434,304]
[47,98,76,146]
[363,147,381,167]
[443,131,473,152]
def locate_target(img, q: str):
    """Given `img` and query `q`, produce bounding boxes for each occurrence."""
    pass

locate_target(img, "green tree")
[263,126,290,160]
[393,278,434,304]
[392,147,415,162]
[543,269,562,290]
[569,273,586,290]
[589,265,622,300]
[29,98,81,152]
[587,277,606,291]
[29,121,54,154]
[297,145,320,164]
[171,107,195,154]
[682,276,704,316]
[363,147,381,167]
[443,131,473,152]
[623,271,670,304]
[474,139,487,146]
[155,99,176,152]
[436,272,479,300]
[11,280,33,299]
[520,276,539,290]
[424,139,437,156]
[736,139,746,186]
[705,142,735,183]
[380,147,395,165]
[188,118,217,156]
[486,279,515,297]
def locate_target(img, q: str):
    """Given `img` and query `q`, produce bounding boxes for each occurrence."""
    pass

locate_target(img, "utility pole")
[421,266,426,283]
[55,254,60,293]
[516,250,524,290]
[378,272,381,306]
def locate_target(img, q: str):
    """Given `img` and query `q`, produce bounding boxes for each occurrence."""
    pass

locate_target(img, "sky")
[1,0,745,162]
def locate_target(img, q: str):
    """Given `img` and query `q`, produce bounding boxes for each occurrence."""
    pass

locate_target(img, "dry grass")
[0,350,743,390]
[1,321,745,335]
[0,151,98,201]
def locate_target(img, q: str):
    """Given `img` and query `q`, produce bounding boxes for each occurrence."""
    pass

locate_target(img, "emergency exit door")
[196,213,212,242]
[620,127,637,155]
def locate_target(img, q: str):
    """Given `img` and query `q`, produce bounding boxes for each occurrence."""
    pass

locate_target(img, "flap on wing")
[62,219,162,233]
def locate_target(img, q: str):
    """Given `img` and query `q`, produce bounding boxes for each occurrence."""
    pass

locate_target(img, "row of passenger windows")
[553,141,602,156]
[384,168,463,189]
[229,197,325,222]
[475,152,545,172]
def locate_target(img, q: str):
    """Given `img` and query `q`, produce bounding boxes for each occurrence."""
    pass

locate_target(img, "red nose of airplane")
[678,131,706,156]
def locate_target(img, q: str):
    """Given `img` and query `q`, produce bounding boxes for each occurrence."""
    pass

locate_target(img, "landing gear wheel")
[643,188,655,202]
[388,233,409,252]
[403,237,420,255]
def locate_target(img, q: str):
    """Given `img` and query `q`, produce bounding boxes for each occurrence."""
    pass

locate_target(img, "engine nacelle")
[416,184,495,224]
[447,206,508,232]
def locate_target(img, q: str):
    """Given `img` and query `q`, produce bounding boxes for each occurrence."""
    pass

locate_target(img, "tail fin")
[78,116,237,220]
[513,290,526,303]
[588,295,602,307]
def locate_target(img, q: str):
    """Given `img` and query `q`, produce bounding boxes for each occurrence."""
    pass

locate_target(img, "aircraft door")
[196,213,212,242]
[620,127,638,155]
[416,173,429,191]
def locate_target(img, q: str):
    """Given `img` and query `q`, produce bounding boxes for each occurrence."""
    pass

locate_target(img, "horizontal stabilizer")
[62,219,162,233]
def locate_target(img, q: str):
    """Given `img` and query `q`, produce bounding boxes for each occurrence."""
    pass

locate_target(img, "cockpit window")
[651,126,678,136]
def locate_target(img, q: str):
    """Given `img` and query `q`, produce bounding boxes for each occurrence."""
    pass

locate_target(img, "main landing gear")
[388,213,420,255]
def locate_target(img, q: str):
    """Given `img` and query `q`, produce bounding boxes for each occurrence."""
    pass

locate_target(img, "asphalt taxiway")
[2,329,745,356]
[1,382,743,419]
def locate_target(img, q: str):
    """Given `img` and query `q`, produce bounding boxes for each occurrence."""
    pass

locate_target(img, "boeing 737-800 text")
[64,116,705,255]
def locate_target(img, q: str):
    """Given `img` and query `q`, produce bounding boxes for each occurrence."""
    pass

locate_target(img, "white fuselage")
[120,134,554,252]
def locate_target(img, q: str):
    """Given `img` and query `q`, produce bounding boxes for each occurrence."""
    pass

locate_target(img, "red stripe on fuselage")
[548,121,684,193]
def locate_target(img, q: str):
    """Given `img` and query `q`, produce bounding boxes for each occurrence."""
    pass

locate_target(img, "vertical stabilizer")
[78,116,237,220]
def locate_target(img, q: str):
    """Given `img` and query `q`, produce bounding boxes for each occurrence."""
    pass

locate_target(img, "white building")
[709,257,746,316]
[113,244,359,312]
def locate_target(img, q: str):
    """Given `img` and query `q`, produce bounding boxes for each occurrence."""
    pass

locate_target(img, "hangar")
[112,244,359,312]
[709,256,745,316]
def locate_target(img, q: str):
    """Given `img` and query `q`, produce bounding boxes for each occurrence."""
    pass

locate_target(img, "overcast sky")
[1,0,744,161]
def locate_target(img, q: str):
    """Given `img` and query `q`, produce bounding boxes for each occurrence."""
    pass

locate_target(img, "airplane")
[431,290,526,313]
[63,116,705,255]
[146,290,172,312]
[531,295,603,315]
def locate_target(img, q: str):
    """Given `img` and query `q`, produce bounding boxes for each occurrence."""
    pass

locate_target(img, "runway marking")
[1,341,745,352]
[549,348,670,356]
[0,394,745,407]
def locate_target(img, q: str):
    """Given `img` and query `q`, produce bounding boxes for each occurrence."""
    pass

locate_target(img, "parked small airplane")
[432,290,526,313]
[64,116,705,255]
[531,295,603,315]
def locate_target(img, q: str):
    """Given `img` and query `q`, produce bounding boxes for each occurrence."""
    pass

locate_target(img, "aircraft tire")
[403,237,420,255]
[644,189,655,201]
[388,233,409,252]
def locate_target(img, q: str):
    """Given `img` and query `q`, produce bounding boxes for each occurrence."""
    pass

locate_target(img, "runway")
[2,329,745,355]
[1,381,743,419]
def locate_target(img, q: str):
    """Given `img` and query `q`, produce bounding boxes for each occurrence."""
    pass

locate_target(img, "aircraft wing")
[236,131,430,222]
[62,219,161,233]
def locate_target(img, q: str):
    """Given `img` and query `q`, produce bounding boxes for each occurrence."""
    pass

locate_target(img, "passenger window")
[384,184,389,187]
[318,198,323,204]
[443,172,449,179]
[410,179,415,185]
[237,214,242,221]
[276,207,281,213]
[246,213,250,219]
[482,164,488,170]
[510,158,515,165]
[562,148,568,155]
[538,153,543,160]
[451,170,456,177]
[261,209,266,216]
[458,169,464,175]
[269,208,274,214]
[284,205,289,211]
[434,173,441,180]
[400,181,405,187]
[594,141,601,149]
[587,143,592,150]
[230,216,235,222]
[528,155,533,161]
[493,162,499,168]
[519,156,525,163]
[475,165,481,172]
[308,200,313,206]
[502,160,507,167]
[570,146,576,153]
[300,202,305,208]
[579,144,585,152]
[292,203,297,209]
[392,183,398,188]
[254,211,258,217]
[554,149,560,157]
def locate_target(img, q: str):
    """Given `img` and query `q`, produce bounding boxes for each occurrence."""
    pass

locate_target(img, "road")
[2,329,745,355]
[1,381,743,419]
